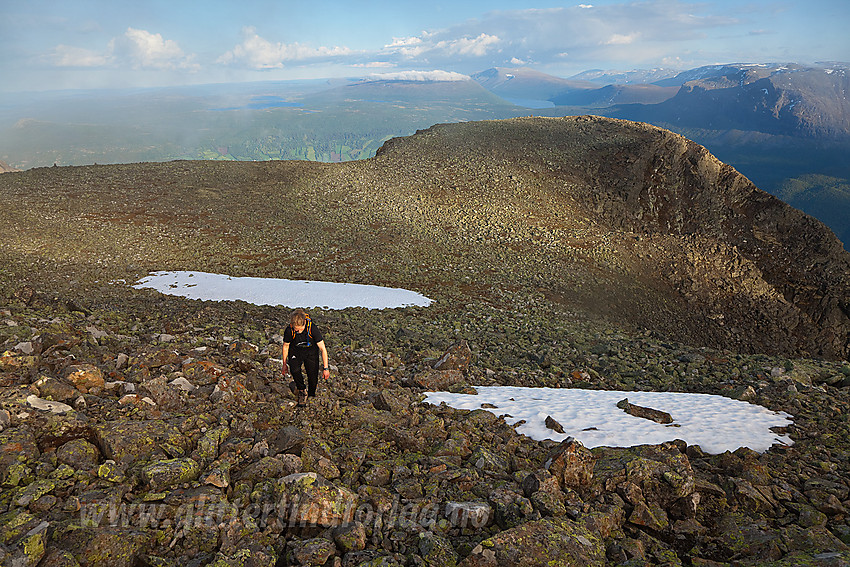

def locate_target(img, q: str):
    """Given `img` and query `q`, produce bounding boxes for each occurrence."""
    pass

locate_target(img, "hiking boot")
[297,390,307,407]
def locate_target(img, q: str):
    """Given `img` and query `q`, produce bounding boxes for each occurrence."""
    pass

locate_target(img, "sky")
[128,269,793,454]
[1,0,848,93]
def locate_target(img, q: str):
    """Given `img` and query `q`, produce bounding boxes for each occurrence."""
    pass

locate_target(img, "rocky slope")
[1,116,850,566]
[5,116,848,360]
[363,116,850,360]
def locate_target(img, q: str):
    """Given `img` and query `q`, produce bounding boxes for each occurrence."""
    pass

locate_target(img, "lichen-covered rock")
[418,531,458,567]
[458,517,605,566]
[488,487,531,530]
[445,501,492,528]
[210,375,254,406]
[413,369,464,391]
[37,549,82,567]
[4,528,47,567]
[0,350,37,372]
[0,427,39,486]
[53,526,151,567]
[287,537,336,566]
[544,437,595,490]
[590,443,696,517]
[433,340,473,373]
[276,472,357,527]
[63,364,105,393]
[56,438,101,470]
[92,419,186,464]
[202,461,231,488]
[140,375,185,410]
[12,479,56,507]
[237,455,300,483]
[97,460,125,483]
[333,521,367,553]
[141,457,201,490]
[37,376,80,401]
[362,464,391,487]
[266,425,305,456]
[0,509,42,545]
[468,447,509,474]
[182,360,228,386]
[194,425,230,462]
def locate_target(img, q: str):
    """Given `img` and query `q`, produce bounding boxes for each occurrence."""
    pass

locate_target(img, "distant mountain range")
[470,67,595,104]
[1,61,848,247]
[472,62,850,140]
[620,63,850,140]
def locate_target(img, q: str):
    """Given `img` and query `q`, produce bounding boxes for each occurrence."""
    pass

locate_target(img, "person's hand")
[322,368,330,378]
[282,360,289,376]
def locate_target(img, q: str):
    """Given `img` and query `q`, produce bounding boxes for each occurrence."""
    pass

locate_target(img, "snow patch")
[132,271,432,310]
[424,386,793,454]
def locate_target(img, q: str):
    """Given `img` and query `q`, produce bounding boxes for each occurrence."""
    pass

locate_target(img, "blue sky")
[2,0,848,92]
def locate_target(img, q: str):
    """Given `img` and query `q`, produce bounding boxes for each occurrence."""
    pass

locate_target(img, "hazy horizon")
[3,0,848,93]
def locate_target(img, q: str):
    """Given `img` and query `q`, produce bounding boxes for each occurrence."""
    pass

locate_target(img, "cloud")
[217,27,354,69]
[352,61,396,69]
[438,33,501,57]
[605,33,640,46]
[369,2,741,73]
[113,28,198,70]
[383,32,501,60]
[365,70,470,82]
[50,45,109,67]
[49,28,197,71]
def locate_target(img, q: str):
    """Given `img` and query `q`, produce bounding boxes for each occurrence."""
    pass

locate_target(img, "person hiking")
[282,308,329,407]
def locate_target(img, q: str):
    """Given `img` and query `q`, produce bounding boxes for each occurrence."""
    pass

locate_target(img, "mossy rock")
[418,531,458,567]
[141,457,201,490]
[459,516,605,566]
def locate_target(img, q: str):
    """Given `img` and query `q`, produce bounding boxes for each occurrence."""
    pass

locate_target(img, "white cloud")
[50,28,198,71]
[114,28,198,70]
[438,33,501,57]
[383,35,430,58]
[352,61,395,69]
[386,36,426,48]
[371,2,740,72]
[218,27,353,69]
[384,32,500,60]
[366,70,470,82]
[50,45,109,67]
[605,33,640,46]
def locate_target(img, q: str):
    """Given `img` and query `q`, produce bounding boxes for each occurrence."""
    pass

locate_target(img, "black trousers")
[289,348,319,397]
